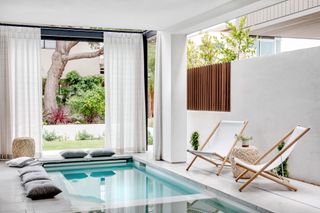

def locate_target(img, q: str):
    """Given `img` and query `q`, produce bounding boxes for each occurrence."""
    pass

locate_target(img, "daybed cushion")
[89,149,115,157]
[60,150,88,159]
[22,171,51,185]
[25,160,43,167]
[6,157,34,168]
[18,166,45,177]
[25,180,62,200]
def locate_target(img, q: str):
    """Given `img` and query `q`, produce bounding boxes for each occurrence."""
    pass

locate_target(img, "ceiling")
[0,0,284,34]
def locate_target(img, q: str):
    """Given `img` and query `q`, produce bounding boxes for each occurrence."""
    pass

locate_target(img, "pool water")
[45,160,256,212]
[46,161,200,204]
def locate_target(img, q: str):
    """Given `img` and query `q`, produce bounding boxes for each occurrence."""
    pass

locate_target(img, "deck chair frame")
[235,126,310,192]
[186,120,248,176]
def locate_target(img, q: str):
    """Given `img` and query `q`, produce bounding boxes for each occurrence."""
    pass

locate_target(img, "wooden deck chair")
[234,126,310,192]
[186,120,248,176]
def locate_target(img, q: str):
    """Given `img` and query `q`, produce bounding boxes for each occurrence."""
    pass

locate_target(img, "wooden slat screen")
[187,62,230,111]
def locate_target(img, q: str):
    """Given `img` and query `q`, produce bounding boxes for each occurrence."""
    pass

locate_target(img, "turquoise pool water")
[46,161,200,204]
[45,160,256,212]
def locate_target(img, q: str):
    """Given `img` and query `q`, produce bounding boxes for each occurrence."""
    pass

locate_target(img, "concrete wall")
[160,32,187,163]
[41,42,102,79]
[188,46,320,185]
[43,124,105,141]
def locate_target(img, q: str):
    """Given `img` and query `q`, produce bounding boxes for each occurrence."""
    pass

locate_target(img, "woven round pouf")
[12,137,35,158]
[230,145,260,179]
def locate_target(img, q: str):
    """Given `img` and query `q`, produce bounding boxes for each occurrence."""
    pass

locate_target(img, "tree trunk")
[43,43,69,113]
[43,40,103,114]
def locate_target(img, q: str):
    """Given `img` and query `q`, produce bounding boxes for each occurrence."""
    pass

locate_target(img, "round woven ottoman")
[12,137,35,158]
[230,145,260,179]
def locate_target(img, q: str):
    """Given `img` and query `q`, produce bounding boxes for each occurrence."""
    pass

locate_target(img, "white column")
[160,32,187,163]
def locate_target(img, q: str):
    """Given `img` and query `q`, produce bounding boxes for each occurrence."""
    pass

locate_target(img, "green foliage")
[148,130,153,145]
[219,17,256,60]
[67,85,105,123]
[190,131,200,150]
[76,130,94,140]
[187,16,257,68]
[275,142,289,177]
[58,70,104,106]
[235,134,253,142]
[187,40,201,69]
[199,33,220,65]
[43,130,61,141]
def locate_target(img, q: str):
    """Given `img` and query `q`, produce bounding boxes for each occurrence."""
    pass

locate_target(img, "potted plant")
[235,134,253,147]
[190,131,200,150]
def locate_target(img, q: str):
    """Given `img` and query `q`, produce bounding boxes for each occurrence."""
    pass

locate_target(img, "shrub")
[148,130,153,145]
[46,107,71,125]
[189,131,199,150]
[76,130,93,140]
[67,85,105,123]
[275,142,289,177]
[58,71,104,106]
[43,130,60,141]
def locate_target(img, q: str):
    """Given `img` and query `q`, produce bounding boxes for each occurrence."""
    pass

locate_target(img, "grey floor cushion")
[6,157,34,168]
[60,150,88,158]
[25,180,62,200]
[18,166,45,177]
[89,148,115,157]
[22,171,51,185]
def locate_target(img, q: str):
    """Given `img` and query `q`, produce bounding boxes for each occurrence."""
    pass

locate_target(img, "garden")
[42,70,106,150]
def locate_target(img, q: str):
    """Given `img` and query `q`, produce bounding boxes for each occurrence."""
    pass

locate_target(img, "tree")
[44,41,104,113]
[187,40,201,69]
[199,33,220,65]
[186,16,256,68]
[219,16,256,61]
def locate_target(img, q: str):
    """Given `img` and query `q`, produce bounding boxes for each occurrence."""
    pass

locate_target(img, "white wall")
[43,124,105,141]
[188,46,320,185]
[41,42,102,79]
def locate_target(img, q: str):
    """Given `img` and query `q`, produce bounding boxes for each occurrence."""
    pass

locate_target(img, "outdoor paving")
[0,150,320,213]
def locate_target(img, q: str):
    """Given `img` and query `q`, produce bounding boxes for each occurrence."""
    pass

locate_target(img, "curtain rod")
[0,23,146,34]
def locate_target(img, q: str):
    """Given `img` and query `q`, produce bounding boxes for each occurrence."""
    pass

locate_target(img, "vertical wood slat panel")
[187,62,231,111]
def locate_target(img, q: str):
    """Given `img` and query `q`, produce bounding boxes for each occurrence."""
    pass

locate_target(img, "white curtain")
[104,32,146,153]
[153,32,163,160]
[0,26,42,159]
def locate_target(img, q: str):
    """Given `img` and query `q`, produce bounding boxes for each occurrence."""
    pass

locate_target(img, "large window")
[41,40,105,151]
[255,37,320,57]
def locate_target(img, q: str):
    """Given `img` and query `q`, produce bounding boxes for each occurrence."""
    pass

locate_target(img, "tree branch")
[66,41,79,51]
[63,48,104,61]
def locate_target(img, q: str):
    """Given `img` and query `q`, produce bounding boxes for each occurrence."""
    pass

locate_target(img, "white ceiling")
[0,0,284,34]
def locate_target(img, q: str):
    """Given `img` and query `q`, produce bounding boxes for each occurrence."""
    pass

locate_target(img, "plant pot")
[242,140,249,147]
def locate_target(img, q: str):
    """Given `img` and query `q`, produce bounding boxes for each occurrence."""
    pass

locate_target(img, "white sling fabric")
[0,26,42,159]
[153,32,163,160]
[104,32,146,153]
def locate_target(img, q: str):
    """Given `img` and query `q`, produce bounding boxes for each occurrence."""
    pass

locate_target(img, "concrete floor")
[1,150,320,213]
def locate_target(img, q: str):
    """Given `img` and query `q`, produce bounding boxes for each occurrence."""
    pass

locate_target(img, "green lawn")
[43,139,104,151]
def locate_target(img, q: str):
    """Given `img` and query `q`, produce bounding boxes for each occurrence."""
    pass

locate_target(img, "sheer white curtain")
[104,32,146,153]
[0,26,42,159]
[153,32,163,160]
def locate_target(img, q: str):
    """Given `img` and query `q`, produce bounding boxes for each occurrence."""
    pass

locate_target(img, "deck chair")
[186,120,248,176]
[234,126,310,192]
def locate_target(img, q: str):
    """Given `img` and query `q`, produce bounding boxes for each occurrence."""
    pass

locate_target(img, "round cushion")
[12,137,35,158]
